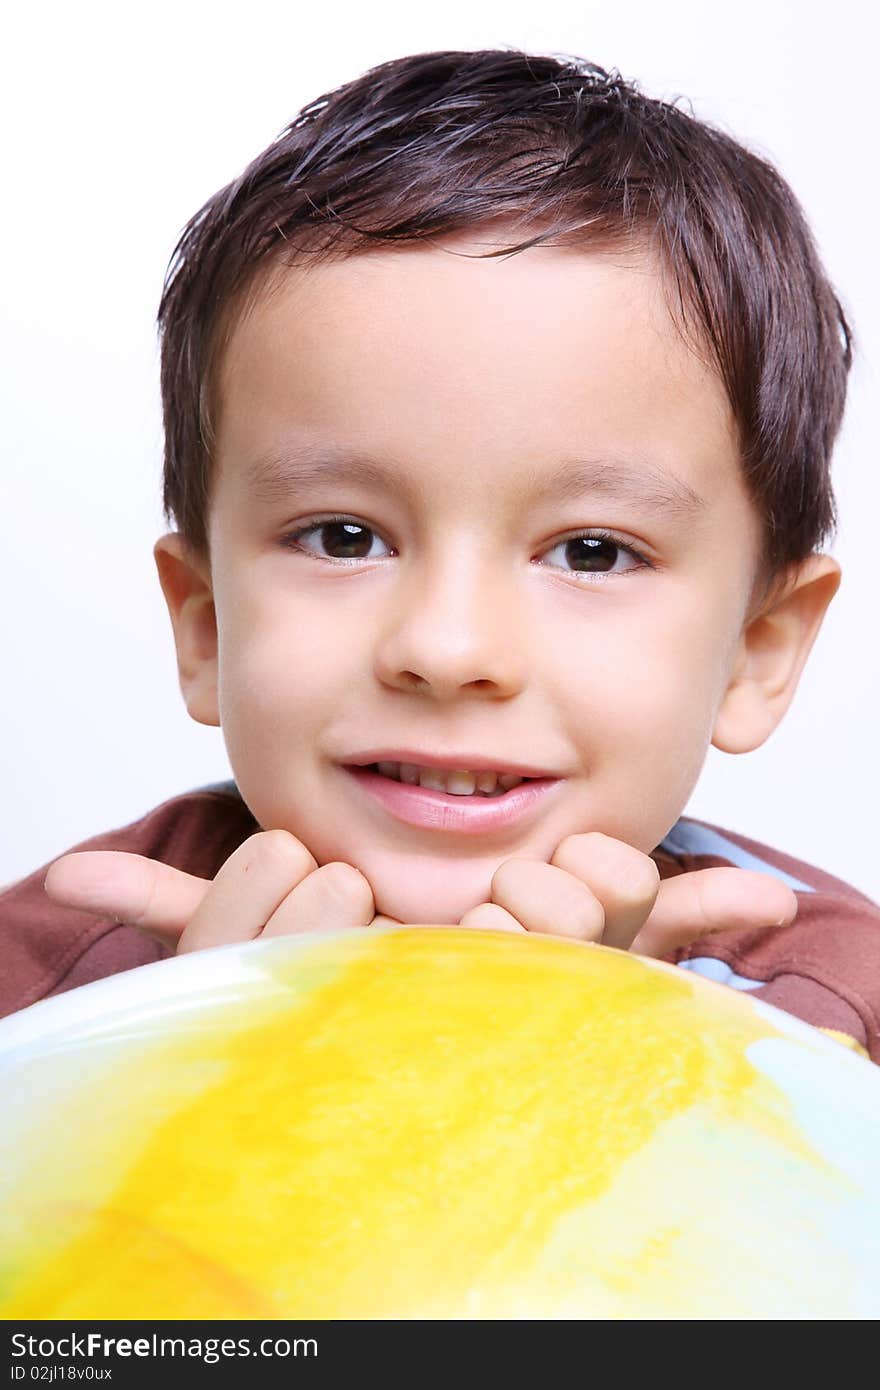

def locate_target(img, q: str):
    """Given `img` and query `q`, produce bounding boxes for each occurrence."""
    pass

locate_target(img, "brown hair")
[158,48,852,574]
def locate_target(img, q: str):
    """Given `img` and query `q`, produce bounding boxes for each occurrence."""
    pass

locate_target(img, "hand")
[45,830,798,961]
[457,832,798,957]
[44,831,381,954]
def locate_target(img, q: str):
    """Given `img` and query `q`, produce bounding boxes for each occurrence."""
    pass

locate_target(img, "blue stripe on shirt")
[658,819,814,893]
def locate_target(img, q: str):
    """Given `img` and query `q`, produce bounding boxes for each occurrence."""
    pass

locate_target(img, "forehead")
[215,236,746,518]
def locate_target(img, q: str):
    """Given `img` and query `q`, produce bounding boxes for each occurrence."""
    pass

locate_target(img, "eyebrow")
[243,442,707,520]
[534,457,706,519]
[244,443,402,504]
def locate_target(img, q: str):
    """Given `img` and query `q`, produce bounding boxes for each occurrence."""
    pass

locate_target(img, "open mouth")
[364,761,530,798]
[345,761,561,834]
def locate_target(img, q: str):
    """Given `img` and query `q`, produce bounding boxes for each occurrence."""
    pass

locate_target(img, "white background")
[1,0,877,899]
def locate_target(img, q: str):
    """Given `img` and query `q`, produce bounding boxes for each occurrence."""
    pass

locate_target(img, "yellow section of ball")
[0,930,861,1319]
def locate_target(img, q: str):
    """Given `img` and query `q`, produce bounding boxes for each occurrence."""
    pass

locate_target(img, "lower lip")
[345,766,563,835]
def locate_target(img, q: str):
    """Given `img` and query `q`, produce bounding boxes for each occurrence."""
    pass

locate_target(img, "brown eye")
[537,533,646,578]
[284,517,393,562]
[319,522,375,559]
[564,537,618,572]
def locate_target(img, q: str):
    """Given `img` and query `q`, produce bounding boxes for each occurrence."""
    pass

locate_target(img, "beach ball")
[1,927,878,1319]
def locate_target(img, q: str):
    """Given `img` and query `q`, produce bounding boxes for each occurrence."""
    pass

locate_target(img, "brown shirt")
[2,784,879,1061]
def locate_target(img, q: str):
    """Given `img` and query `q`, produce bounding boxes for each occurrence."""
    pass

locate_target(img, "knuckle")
[133,860,162,929]
[558,883,604,934]
[242,829,313,878]
[490,857,534,899]
[619,855,661,906]
[459,903,496,930]
[552,831,601,861]
[692,873,718,932]
[320,862,370,902]
[566,830,614,852]
[462,904,524,933]
[551,831,618,872]
[553,833,658,897]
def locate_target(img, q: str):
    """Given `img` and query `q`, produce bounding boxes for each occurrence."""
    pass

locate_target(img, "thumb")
[44,851,210,950]
[630,868,798,959]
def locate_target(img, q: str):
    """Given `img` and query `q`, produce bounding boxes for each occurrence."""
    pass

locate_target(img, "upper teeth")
[374,762,524,796]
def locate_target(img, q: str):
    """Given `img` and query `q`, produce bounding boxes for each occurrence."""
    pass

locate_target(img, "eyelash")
[536,528,651,580]
[280,515,398,564]
[279,515,652,578]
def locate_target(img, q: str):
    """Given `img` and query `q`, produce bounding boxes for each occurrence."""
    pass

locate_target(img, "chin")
[369,857,498,927]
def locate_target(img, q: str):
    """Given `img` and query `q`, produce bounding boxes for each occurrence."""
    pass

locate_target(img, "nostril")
[400,671,429,692]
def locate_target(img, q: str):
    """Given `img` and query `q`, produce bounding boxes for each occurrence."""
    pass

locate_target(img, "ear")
[153,533,220,727]
[712,554,841,754]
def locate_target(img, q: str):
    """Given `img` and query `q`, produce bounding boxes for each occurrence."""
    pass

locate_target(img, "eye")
[282,517,395,562]
[536,531,648,578]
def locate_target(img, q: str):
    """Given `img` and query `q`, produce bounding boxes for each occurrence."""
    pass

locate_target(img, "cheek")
[216,578,367,725]
[539,591,733,781]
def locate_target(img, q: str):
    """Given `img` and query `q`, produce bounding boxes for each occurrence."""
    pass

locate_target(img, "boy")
[3,49,879,1059]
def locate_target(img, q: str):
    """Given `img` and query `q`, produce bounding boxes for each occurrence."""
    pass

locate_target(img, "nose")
[373,549,528,700]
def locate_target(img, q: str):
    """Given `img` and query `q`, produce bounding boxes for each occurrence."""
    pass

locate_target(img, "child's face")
[188,237,766,923]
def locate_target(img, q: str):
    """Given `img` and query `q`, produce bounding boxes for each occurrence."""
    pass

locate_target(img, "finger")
[177,830,318,954]
[260,862,375,938]
[44,851,209,949]
[490,858,604,940]
[458,902,527,933]
[630,868,798,958]
[551,833,660,949]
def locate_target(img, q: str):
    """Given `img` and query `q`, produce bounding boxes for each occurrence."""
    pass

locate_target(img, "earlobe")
[153,533,221,727]
[711,554,841,755]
